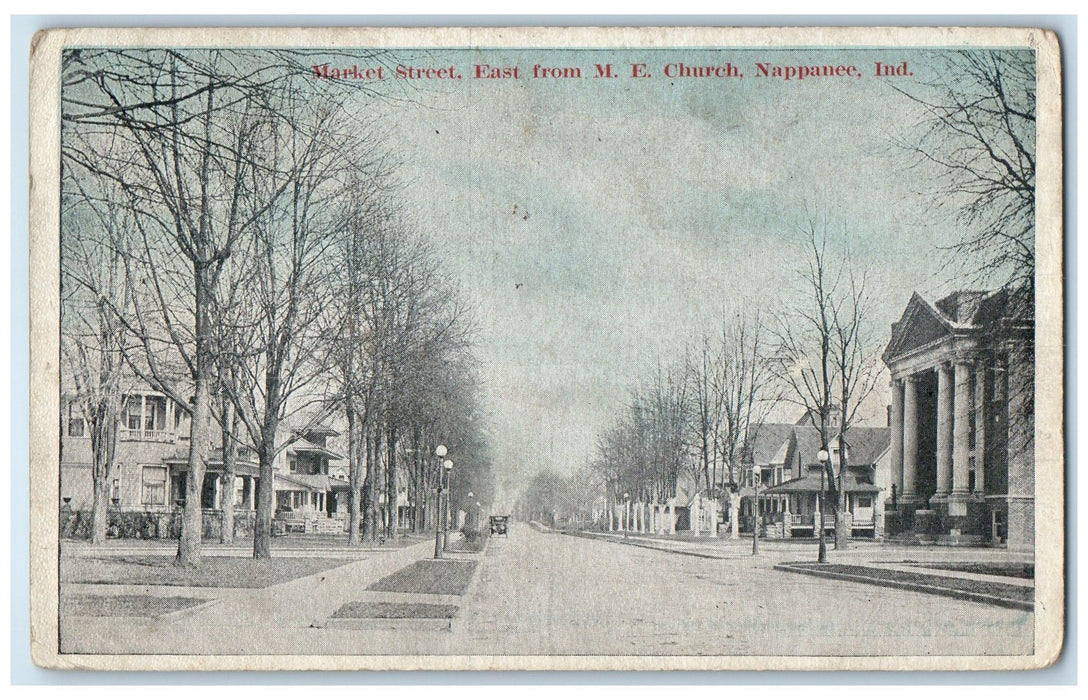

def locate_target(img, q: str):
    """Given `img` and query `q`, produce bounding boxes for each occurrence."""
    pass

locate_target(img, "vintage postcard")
[28,26,1063,671]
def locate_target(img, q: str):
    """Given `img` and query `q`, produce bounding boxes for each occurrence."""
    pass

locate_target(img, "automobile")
[489,515,509,536]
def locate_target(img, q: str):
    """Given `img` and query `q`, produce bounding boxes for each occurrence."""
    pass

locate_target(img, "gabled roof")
[747,418,889,470]
[883,292,958,362]
[883,289,1010,363]
[748,423,797,465]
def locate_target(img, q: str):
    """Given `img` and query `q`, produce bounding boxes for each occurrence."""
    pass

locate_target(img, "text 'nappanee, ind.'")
[310,61,915,81]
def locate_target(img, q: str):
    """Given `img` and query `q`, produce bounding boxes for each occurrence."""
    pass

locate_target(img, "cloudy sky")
[336,48,991,507]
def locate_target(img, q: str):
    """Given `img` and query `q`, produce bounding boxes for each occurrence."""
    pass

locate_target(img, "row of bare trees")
[574,216,882,548]
[582,308,785,531]
[59,48,490,566]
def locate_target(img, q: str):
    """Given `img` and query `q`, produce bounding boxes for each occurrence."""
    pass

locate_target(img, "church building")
[882,289,1034,548]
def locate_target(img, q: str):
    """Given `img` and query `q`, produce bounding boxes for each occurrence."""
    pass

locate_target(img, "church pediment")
[883,293,954,363]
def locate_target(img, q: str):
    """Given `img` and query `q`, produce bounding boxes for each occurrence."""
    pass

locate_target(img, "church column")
[952,359,974,496]
[889,378,904,497]
[902,375,920,501]
[935,363,954,497]
[974,366,987,494]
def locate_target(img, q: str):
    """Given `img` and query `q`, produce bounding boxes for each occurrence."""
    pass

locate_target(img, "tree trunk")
[219,400,237,545]
[386,424,398,540]
[176,266,215,568]
[253,435,276,559]
[362,425,376,541]
[90,472,111,545]
[89,399,117,546]
[347,404,362,546]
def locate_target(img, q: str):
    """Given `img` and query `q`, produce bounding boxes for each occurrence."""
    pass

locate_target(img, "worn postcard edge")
[27,24,1065,672]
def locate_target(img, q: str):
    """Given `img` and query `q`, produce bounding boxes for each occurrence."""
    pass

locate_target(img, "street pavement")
[58,522,1034,658]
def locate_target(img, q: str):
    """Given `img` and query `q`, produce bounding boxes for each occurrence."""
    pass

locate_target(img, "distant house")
[749,410,891,539]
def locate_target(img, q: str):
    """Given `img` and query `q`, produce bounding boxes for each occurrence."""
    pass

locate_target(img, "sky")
[299,48,1015,507]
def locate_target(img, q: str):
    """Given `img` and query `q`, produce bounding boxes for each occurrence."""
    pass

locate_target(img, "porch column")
[936,364,954,496]
[974,366,987,494]
[889,378,904,496]
[140,394,147,436]
[952,359,974,496]
[902,375,920,500]
[245,477,255,509]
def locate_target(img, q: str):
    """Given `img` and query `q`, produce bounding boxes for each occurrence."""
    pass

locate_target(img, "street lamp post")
[752,468,761,555]
[433,444,448,559]
[816,448,830,563]
[442,460,454,551]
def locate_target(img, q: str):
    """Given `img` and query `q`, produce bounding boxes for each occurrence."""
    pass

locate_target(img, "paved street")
[59,522,1033,658]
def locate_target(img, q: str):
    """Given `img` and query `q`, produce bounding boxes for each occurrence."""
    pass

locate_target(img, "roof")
[287,437,343,460]
[163,448,260,476]
[763,472,882,495]
[283,414,341,438]
[883,289,1022,364]
[275,473,332,492]
[748,423,797,465]
[747,419,889,470]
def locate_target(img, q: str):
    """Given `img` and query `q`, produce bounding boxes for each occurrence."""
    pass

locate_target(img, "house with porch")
[59,384,351,538]
[744,411,891,539]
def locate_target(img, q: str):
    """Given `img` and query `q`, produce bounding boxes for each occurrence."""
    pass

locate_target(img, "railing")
[118,429,175,443]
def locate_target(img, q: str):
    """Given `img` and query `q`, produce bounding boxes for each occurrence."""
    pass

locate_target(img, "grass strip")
[62,593,208,617]
[903,561,1034,579]
[61,555,354,588]
[367,559,478,596]
[331,601,458,619]
[780,562,1033,608]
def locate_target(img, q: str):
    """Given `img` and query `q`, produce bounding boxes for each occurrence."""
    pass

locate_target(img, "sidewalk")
[566,528,1034,566]
[59,539,438,654]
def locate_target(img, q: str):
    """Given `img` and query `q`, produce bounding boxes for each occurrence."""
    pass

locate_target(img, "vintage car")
[489,515,509,536]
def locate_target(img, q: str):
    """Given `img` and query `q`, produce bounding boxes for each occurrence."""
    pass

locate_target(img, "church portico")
[883,291,1033,548]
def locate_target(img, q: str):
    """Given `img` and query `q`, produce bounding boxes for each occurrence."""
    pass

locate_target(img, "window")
[124,396,143,430]
[68,417,85,437]
[856,496,872,509]
[142,466,167,506]
[289,459,298,473]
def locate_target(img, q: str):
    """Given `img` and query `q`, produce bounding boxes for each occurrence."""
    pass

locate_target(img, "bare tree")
[60,179,133,545]
[223,99,372,559]
[771,215,882,554]
[896,50,1036,471]
[61,50,285,567]
[895,50,1036,295]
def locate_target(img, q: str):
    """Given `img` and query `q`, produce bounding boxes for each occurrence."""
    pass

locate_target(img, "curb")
[561,529,730,561]
[774,563,1034,612]
[323,616,452,632]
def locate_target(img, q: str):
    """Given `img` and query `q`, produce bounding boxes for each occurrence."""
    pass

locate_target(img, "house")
[882,289,1034,548]
[59,384,351,538]
[747,411,891,539]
